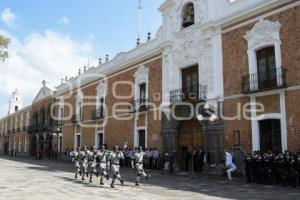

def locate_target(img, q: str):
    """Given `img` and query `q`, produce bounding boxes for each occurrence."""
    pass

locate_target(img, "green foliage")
[0,35,10,61]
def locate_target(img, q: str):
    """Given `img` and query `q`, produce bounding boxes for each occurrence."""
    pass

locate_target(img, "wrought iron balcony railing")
[12,128,16,133]
[241,67,287,94]
[170,84,208,104]
[22,126,27,131]
[91,108,105,120]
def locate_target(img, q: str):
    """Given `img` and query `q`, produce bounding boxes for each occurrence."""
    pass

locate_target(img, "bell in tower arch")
[182,3,195,28]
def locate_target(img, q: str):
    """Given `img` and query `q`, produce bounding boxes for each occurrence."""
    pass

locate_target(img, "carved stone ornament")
[244,19,281,49]
[96,81,106,97]
[134,65,149,83]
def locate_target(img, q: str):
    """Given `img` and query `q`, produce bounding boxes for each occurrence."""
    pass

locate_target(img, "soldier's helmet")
[92,146,96,150]
[113,145,119,152]
[84,146,87,151]
[138,146,143,152]
[101,145,106,151]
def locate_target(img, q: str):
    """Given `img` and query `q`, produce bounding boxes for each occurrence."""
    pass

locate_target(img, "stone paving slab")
[0,156,299,200]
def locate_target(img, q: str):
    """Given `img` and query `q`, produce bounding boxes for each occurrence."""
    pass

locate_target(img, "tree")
[0,35,10,61]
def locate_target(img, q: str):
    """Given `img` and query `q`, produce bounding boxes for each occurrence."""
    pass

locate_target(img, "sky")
[0,0,164,118]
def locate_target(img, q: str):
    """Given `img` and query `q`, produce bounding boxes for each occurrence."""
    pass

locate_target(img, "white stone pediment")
[33,87,53,103]
[244,19,281,49]
[134,65,149,83]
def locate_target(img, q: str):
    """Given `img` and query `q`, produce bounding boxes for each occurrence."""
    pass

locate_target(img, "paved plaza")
[0,156,300,200]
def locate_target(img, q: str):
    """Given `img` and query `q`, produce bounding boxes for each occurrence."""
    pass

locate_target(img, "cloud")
[57,16,70,25]
[0,29,97,117]
[86,33,94,40]
[1,8,16,27]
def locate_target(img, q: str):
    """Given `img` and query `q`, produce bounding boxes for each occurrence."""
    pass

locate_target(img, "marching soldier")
[71,147,81,179]
[96,145,110,185]
[87,146,98,183]
[109,146,125,188]
[80,146,89,181]
[132,146,150,186]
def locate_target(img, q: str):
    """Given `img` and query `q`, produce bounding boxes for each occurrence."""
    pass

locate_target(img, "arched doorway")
[259,119,282,152]
[178,118,203,170]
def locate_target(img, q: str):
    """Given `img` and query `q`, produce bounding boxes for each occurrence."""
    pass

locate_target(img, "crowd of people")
[122,148,161,170]
[180,149,205,173]
[244,150,300,188]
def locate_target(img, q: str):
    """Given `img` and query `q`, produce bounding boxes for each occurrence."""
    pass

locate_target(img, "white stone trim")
[250,96,259,151]
[95,129,105,149]
[244,19,282,92]
[134,65,149,110]
[135,126,148,148]
[222,1,300,34]
[279,92,287,151]
[75,90,83,121]
[251,92,287,151]
[96,80,107,114]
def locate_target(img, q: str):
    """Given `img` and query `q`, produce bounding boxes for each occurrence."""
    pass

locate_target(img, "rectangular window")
[97,133,103,149]
[78,103,82,122]
[98,98,104,118]
[182,65,199,101]
[139,83,146,100]
[138,130,146,149]
[76,135,81,148]
[256,46,277,90]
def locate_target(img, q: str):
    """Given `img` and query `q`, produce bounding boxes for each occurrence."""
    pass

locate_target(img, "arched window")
[182,2,195,28]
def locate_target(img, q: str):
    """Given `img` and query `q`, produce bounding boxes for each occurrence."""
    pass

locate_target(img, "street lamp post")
[55,127,60,159]
[197,102,218,170]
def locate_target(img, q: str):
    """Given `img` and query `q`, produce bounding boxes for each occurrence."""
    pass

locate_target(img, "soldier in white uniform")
[87,146,98,183]
[132,146,150,186]
[96,145,110,185]
[109,146,125,188]
[80,146,90,181]
[71,147,81,179]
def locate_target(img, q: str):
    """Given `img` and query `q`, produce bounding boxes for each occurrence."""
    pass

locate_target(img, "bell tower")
[8,89,22,115]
